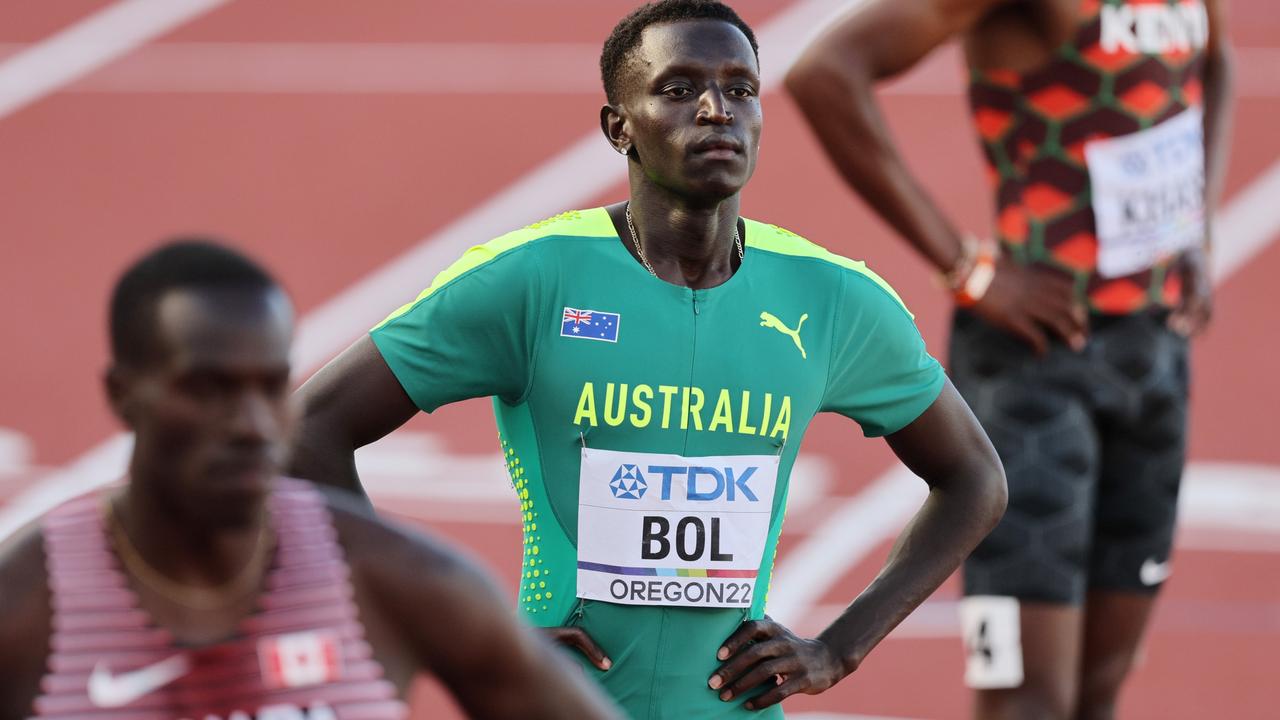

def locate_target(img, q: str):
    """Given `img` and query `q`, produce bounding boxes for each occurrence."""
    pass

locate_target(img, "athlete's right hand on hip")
[972,256,1088,356]
[708,616,845,711]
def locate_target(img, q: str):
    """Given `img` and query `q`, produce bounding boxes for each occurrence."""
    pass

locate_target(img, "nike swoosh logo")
[1139,557,1172,586]
[88,654,191,708]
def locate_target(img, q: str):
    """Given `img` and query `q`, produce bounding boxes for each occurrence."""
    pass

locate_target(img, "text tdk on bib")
[1085,107,1205,278]
[576,448,778,608]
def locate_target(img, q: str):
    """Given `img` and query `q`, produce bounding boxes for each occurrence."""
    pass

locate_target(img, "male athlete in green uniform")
[290,1,1007,717]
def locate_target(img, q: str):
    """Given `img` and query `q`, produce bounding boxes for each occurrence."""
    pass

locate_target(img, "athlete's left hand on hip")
[707,616,844,710]
[1168,246,1213,338]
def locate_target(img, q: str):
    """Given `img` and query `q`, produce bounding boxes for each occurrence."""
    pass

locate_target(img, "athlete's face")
[605,19,762,201]
[109,287,295,527]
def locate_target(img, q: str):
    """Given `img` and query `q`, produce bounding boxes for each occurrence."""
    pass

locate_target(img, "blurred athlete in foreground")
[0,241,620,720]
[290,2,1006,716]
[787,0,1232,717]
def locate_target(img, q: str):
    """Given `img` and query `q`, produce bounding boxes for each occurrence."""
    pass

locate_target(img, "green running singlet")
[371,208,945,718]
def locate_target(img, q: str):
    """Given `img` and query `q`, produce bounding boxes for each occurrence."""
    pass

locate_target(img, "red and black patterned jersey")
[31,480,407,720]
[968,0,1208,314]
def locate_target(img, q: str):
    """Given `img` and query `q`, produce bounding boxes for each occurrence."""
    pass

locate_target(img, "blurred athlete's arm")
[709,382,1005,709]
[289,336,418,495]
[1170,0,1233,337]
[1202,0,1234,216]
[333,503,623,720]
[0,527,52,717]
[785,0,1085,354]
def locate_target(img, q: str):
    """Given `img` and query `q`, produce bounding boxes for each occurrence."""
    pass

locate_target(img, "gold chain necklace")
[105,497,275,611]
[625,202,743,278]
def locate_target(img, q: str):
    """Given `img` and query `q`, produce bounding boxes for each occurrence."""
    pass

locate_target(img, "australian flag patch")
[561,307,620,342]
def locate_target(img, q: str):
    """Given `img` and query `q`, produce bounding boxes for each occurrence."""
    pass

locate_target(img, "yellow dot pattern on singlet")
[525,209,584,230]
[503,433,551,615]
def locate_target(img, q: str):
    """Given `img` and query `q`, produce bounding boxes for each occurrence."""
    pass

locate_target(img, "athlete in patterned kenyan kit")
[787,0,1232,718]
[291,2,1008,718]
[970,0,1211,313]
[0,242,620,720]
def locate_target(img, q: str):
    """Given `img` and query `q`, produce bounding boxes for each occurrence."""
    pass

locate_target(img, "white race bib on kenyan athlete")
[1085,106,1205,278]
[576,448,778,608]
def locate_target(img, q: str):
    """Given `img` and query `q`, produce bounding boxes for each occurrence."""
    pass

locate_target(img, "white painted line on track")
[3,39,1276,97]
[0,0,232,121]
[0,435,131,541]
[766,465,924,624]
[1213,160,1280,281]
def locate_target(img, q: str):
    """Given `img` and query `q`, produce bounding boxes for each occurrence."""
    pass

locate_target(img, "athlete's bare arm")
[1202,0,1233,217]
[292,336,618,670]
[0,527,52,717]
[1170,0,1233,337]
[290,336,418,495]
[710,381,1005,709]
[331,501,622,720]
[785,0,1086,354]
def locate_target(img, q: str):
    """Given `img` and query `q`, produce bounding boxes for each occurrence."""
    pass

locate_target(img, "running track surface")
[1,2,1277,718]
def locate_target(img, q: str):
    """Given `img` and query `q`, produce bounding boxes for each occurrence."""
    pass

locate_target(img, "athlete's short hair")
[109,239,280,368]
[600,0,759,105]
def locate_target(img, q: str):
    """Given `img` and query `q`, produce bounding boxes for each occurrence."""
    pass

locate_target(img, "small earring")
[619,145,629,155]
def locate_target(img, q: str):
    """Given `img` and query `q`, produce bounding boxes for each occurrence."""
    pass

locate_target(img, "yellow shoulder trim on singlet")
[374,208,616,328]
[743,219,913,315]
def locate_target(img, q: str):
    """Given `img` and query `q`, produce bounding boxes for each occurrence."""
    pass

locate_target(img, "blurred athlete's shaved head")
[109,240,282,369]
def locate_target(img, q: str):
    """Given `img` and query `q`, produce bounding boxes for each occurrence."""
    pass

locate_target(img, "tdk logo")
[650,465,759,502]
[610,464,648,499]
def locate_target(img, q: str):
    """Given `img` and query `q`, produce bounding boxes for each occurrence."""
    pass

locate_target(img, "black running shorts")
[950,309,1189,604]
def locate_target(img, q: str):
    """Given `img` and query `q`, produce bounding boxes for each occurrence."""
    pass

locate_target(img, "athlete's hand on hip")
[971,256,1087,355]
[1168,246,1212,337]
[542,626,612,671]
[708,617,844,710]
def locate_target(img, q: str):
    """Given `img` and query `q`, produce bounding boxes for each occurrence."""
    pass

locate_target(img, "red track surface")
[1,2,1276,718]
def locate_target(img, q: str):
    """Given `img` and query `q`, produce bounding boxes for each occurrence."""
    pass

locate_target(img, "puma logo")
[759,311,808,359]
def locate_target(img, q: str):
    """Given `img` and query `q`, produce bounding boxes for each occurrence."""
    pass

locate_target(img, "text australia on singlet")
[572,381,791,608]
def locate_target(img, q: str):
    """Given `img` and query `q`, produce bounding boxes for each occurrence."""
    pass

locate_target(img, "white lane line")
[290,133,614,369]
[767,466,924,624]
[1177,462,1280,534]
[1,39,1276,97]
[1212,160,1280,281]
[0,0,232,121]
[23,42,599,95]
[0,435,132,541]
[0,0,856,542]
[802,588,1280,639]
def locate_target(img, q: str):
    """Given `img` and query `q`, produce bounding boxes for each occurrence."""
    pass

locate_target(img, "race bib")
[576,448,778,608]
[1084,106,1205,278]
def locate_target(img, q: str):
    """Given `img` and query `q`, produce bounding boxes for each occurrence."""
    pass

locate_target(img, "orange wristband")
[954,241,998,307]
